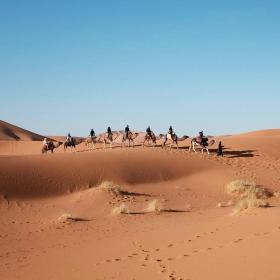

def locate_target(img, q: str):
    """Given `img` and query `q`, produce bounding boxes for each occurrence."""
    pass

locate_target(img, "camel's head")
[182,135,189,139]
[159,134,164,138]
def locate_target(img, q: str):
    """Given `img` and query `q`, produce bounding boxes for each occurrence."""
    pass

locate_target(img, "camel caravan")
[41,125,217,155]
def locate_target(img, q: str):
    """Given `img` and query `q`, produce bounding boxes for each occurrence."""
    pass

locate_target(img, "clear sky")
[1,1,279,136]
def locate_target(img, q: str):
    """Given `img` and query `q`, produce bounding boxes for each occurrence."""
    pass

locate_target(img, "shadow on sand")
[118,190,152,197]
[121,209,190,215]
[222,148,258,158]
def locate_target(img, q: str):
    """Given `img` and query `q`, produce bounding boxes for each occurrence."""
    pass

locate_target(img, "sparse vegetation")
[112,204,130,214]
[273,191,280,198]
[145,200,163,213]
[225,180,272,214]
[217,201,233,208]
[57,213,73,223]
[98,181,122,196]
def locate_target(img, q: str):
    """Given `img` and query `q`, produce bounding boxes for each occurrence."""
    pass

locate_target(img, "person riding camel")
[43,137,49,149]
[168,126,174,136]
[66,133,72,143]
[146,126,152,136]
[198,130,206,146]
[90,128,95,138]
[107,126,112,137]
[125,125,130,138]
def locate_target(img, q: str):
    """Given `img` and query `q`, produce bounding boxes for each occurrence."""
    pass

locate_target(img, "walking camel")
[99,132,119,149]
[84,136,97,150]
[162,133,189,149]
[41,141,62,154]
[142,132,163,147]
[189,137,216,155]
[121,131,139,148]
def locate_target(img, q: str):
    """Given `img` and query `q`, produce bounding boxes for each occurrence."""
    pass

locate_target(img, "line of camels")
[42,131,216,155]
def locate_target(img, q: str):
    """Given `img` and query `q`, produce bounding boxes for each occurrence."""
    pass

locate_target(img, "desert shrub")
[225,180,271,214]
[112,204,130,214]
[98,181,122,196]
[145,200,163,213]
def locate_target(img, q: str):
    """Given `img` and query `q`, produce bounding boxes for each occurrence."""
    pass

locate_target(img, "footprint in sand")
[144,254,150,261]
[234,238,243,243]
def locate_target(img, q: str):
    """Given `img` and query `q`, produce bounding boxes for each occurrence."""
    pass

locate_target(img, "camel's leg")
[162,138,167,148]
[142,139,146,147]
[192,143,197,153]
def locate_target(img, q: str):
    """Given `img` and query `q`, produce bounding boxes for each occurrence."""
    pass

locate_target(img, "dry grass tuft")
[225,180,272,214]
[217,201,233,208]
[273,191,280,198]
[145,200,163,213]
[226,180,272,199]
[112,204,130,214]
[98,181,122,196]
[57,213,73,223]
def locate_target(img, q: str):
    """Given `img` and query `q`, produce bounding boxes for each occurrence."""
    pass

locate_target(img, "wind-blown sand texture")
[1,122,280,280]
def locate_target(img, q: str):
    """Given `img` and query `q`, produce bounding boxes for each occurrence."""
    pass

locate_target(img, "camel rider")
[125,125,130,138]
[107,126,112,137]
[66,133,72,143]
[146,126,152,136]
[43,138,49,149]
[168,126,174,135]
[90,128,95,138]
[199,130,205,145]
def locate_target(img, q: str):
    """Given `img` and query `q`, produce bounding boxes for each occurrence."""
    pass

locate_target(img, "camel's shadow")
[207,147,258,158]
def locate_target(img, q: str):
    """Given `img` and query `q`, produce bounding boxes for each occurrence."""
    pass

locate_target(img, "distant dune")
[0,120,45,141]
[236,129,280,137]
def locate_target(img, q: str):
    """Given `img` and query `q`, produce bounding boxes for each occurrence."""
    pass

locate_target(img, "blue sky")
[1,1,279,136]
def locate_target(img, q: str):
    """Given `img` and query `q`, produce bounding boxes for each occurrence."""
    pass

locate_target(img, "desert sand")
[1,121,280,280]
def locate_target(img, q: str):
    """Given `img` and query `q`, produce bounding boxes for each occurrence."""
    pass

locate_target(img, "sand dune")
[0,120,45,141]
[1,126,280,280]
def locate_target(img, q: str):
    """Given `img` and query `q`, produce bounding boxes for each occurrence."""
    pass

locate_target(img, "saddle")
[196,137,202,144]
[196,137,208,146]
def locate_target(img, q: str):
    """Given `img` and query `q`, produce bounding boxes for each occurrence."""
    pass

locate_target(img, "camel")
[64,137,83,152]
[41,141,62,154]
[142,132,163,147]
[162,133,189,149]
[189,137,216,155]
[84,136,97,150]
[98,132,119,149]
[121,131,139,148]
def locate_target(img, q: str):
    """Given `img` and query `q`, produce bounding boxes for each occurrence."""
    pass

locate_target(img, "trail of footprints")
[93,225,280,280]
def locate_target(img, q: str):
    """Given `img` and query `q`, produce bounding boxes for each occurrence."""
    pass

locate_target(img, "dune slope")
[0,120,44,141]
